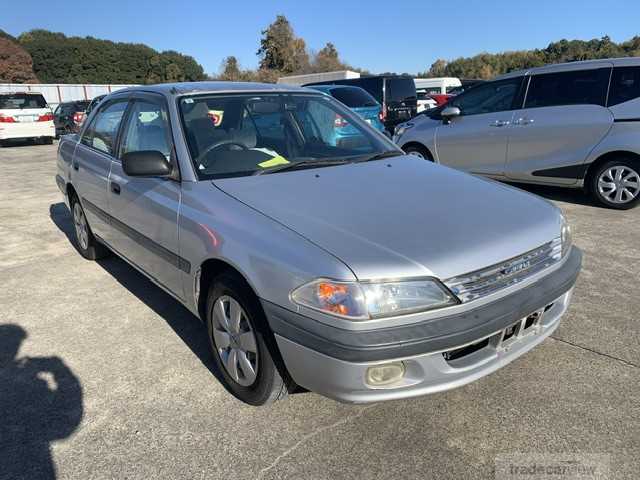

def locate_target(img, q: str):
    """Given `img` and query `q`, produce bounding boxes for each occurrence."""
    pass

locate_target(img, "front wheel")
[589,159,640,209]
[403,144,433,161]
[206,272,287,406]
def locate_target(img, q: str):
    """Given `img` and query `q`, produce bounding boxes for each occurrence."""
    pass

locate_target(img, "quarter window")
[524,68,610,108]
[81,100,128,155]
[608,66,640,106]
[449,78,522,116]
[120,100,172,158]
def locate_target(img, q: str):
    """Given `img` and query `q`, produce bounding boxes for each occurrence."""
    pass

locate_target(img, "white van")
[414,77,462,95]
[0,93,55,146]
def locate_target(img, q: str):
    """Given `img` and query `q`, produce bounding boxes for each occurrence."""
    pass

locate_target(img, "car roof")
[495,56,640,80]
[115,81,312,97]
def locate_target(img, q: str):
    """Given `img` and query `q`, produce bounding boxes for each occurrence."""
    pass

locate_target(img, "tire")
[589,158,640,210]
[70,195,110,260]
[44,137,54,145]
[403,143,433,161]
[206,272,287,406]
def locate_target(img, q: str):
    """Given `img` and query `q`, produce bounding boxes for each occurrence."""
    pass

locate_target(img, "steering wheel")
[195,140,249,167]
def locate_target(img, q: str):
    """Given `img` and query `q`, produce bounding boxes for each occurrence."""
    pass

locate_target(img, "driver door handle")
[110,182,121,195]
[514,117,534,126]
[489,120,510,127]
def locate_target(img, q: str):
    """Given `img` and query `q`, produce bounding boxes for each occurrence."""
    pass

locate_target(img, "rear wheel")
[403,143,433,161]
[70,196,110,259]
[206,272,287,406]
[589,159,640,209]
[43,137,54,145]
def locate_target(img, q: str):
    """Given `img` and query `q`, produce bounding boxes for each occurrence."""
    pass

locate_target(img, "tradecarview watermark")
[495,453,610,479]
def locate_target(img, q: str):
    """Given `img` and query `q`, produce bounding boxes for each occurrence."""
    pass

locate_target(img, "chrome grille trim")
[444,238,563,303]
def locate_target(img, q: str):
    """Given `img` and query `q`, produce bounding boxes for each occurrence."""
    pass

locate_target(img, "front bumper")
[264,247,582,403]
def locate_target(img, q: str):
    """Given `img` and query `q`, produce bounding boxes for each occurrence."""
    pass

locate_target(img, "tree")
[311,42,346,73]
[17,29,206,84]
[424,36,638,80]
[257,15,309,74]
[218,56,242,81]
[0,30,38,83]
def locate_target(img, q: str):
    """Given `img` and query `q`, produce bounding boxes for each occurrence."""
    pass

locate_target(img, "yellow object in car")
[258,155,290,168]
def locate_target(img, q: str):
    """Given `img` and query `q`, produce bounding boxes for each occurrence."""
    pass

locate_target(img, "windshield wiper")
[253,159,351,175]
[351,150,405,163]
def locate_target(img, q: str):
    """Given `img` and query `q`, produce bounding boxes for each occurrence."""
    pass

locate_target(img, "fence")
[0,83,138,108]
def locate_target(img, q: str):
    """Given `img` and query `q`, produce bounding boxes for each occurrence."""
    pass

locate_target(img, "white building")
[0,83,137,108]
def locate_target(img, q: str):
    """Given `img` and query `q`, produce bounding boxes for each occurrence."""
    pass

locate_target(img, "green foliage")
[257,15,310,74]
[18,29,206,84]
[426,36,640,79]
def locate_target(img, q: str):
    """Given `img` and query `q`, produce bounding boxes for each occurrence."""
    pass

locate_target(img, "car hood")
[213,156,562,280]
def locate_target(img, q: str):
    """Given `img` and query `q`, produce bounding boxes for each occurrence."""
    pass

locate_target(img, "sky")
[3,0,640,75]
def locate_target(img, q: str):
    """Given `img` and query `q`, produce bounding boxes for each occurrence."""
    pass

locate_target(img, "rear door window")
[385,78,417,104]
[524,68,610,108]
[81,100,128,155]
[329,87,378,107]
[0,93,47,109]
[608,66,640,106]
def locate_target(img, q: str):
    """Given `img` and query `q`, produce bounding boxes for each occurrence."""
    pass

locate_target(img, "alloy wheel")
[597,166,640,204]
[73,202,89,250]
[211,295,258,387]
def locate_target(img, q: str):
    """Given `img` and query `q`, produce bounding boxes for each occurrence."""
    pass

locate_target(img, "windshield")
[179,93,393,179]
[0,93,47,109]
[386,78,417,104]
[330,87,378,108]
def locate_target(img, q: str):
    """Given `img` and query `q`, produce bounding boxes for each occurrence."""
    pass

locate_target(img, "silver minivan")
[394,58,640,209]
[57,82,581,405]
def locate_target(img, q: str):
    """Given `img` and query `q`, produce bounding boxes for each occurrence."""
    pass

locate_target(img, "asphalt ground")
[0,142,638,479]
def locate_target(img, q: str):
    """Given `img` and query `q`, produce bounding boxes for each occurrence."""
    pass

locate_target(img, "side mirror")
[121,150,172,177]
[441,106,461,124]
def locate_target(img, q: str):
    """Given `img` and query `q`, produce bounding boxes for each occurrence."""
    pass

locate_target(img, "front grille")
[444,239,562,303]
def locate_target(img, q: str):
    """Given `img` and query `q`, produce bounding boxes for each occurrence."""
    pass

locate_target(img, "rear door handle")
[489,120,510,127]
[72,160,79,171]
[514,117,534,126]
[110,182,121,195]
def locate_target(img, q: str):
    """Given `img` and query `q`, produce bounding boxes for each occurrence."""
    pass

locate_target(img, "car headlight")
[291,278,458,320]
[394,122,414,138]
[560,215,572,257]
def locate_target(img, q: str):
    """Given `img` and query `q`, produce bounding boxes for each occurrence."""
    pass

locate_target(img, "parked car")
[56,82,581,405]
[54,100,91,136]
[414,77,462,109]
[305,84,386,138]
[0,92,55,146]
[395,58,640,209]
[304,75,417,133]
[416,91,438,113]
